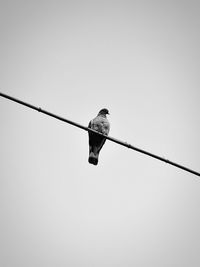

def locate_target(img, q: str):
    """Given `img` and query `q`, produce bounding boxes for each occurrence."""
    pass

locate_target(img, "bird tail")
[88,152,99,165]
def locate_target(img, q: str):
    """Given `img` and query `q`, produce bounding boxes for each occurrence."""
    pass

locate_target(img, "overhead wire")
[0,91,199,177]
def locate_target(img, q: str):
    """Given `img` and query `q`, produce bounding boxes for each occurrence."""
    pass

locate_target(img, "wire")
[0,91,199,177]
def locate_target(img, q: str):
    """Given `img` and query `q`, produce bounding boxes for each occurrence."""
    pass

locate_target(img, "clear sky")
[0,0,200,266]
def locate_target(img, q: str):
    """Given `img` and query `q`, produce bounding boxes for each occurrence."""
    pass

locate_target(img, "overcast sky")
[0,0,200,266]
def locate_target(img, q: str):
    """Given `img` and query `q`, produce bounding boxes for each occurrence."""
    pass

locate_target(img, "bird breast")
[91,117,110,135]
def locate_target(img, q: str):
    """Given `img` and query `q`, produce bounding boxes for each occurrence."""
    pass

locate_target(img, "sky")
[0,0,200,266]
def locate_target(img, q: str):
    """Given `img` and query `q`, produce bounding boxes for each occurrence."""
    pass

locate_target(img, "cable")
[0,91,199,177]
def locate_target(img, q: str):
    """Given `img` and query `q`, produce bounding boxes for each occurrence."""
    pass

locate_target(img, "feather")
[88,109,110,165]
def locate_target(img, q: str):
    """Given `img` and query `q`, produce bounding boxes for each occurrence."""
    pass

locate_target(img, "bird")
[88,108,110,165]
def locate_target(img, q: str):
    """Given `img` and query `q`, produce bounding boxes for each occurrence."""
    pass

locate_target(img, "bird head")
[98,108,110,116]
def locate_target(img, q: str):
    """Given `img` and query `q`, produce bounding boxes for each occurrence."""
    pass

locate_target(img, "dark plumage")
[88,108,110,165]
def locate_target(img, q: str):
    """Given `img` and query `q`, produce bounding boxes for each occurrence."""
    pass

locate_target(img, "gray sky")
[0,0,200,266]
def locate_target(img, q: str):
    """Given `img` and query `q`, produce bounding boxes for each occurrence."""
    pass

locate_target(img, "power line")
[0,91,199,177]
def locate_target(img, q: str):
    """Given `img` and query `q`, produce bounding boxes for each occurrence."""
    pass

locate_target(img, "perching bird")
[88,108,110,165]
